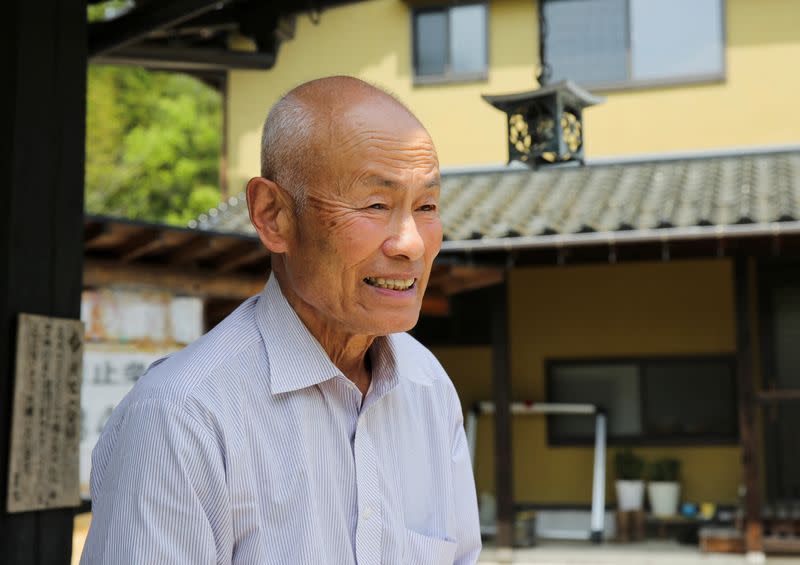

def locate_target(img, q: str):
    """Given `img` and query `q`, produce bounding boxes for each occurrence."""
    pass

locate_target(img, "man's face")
[281,101,442,338]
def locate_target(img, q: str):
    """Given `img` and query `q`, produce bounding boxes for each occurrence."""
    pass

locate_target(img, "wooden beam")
[490,280,514,549]
[119,232,166,262]
[204,297,244,330]
[763,535,800,554]
[758,388,800,403]
[420,293,450,316]
[166,236,217,265]
[428,265,450,288]
[734,255,764,556]
[84,221,109,246]
[89,0,222,56]
[448,265,500,279]
[92,45,276,71]
[84,259,265,301]
[215,245,269,273]
[427,265,506,297]
[441,267,505,296]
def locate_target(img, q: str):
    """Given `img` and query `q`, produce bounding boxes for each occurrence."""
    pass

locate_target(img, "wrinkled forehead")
[338,100,438,159]
[333,96,427,138]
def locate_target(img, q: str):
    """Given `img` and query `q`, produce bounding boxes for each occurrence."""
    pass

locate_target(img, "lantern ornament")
[483,80,604,168]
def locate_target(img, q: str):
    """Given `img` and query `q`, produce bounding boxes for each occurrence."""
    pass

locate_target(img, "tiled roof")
[192,149,800,247]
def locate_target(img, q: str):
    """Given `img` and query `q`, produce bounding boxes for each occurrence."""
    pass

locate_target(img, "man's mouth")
[364,277,416,291]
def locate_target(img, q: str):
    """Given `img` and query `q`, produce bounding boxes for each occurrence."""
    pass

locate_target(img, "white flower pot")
[615,480,645,511]
[648,481,680,517]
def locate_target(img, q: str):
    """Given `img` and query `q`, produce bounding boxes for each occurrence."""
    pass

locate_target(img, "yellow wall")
[434,259,743,506]
[227,0,800,190]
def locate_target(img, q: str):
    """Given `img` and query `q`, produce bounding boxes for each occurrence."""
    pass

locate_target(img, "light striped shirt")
[81,274,481,564]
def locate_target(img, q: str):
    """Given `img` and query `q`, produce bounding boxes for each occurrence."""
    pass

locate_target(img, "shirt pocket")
[403,528,457,565]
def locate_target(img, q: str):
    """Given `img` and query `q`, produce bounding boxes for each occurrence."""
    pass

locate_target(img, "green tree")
[85,65,222,225]
[87,0,132,23]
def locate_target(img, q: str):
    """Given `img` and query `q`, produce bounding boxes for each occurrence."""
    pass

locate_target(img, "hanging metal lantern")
[483,80,604,168]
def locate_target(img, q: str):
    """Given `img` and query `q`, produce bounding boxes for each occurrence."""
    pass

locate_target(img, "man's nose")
[384,214,425,261]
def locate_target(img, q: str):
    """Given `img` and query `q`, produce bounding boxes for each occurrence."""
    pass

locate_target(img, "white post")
[590,412,606,543]
[466,408,478,469]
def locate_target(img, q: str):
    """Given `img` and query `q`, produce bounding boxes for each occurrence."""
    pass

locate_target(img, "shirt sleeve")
[80,398,230,565]
[449,389,482,564]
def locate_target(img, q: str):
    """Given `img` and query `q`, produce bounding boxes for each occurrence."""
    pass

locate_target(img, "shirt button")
[362,506,373,521]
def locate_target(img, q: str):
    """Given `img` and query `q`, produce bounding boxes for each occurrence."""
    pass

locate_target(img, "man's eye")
[418,204,437,212]
[368,203,388,210]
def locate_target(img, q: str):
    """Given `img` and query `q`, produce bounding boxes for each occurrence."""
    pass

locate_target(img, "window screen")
[544,0,628,85]
[416,11,448,77]
[544,0,724,87]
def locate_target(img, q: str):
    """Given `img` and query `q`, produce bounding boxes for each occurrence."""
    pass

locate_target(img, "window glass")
[630,0,723,81]
[548,357,736,444]
[544,0,628,85]
[449,4,487,74]
[416,10,448,77]
[414,4,487,80]
[549,363,641,440]
[642,360,735,438]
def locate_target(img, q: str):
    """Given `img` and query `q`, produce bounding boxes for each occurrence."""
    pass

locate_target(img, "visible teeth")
[365,277,415,290]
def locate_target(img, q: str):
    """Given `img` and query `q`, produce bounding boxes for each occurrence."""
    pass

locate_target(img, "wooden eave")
[83,214,267,301]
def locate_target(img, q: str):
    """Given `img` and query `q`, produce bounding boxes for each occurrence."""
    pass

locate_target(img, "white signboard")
[7,314,84,512]
[81,290,202,344]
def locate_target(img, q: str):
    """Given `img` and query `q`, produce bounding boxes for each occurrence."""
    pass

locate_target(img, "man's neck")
[272,271,375,396]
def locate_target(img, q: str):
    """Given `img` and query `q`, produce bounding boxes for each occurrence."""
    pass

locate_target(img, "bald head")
[260,76,428,212]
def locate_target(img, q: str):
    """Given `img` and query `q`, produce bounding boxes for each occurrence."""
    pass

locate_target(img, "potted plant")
[614,448,645,511]
[647,458,681,517]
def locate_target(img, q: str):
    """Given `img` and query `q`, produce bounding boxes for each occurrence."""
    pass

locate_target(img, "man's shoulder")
[121,295,265,410]
[389,332,452,388]
[389,332,464,428]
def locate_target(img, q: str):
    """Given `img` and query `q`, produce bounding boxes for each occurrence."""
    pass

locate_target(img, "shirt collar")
[366,335,402,400]
[256,274,341,395]
[255,273,406,396]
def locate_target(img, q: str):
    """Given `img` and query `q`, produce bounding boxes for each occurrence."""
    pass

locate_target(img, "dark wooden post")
[490,280,514,548]
[734,255,764,555]
[0,1,87,563]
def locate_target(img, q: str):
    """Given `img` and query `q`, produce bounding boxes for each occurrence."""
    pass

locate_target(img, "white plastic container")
[615,480,645,511]
[648,481,681,517]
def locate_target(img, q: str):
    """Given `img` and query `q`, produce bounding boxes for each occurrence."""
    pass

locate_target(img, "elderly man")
[81,76,481,564]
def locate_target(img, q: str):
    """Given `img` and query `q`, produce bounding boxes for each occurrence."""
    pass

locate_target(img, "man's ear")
[246,177,294,254]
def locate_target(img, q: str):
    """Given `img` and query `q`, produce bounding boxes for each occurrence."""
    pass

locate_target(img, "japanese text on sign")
[7,314,84,513]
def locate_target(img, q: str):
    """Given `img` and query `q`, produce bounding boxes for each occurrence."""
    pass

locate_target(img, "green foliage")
[85,65,222,226]
[614,447,645,480]
[647,458,681,482]
[87,0,133,23]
